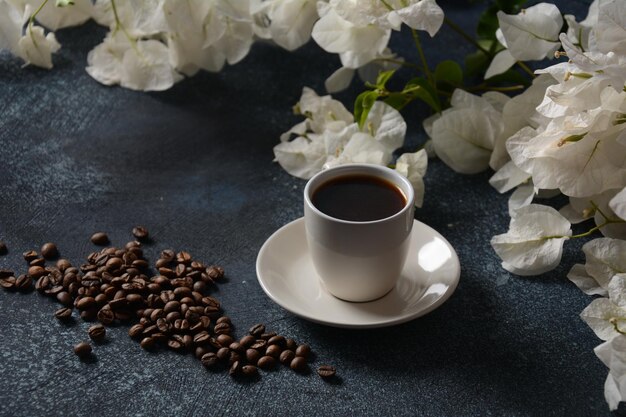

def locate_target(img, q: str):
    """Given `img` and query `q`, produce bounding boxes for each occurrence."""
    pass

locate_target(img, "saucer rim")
[255,217,460,329]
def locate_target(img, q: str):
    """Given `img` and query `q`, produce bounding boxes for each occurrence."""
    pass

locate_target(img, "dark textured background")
[0,1,620,416]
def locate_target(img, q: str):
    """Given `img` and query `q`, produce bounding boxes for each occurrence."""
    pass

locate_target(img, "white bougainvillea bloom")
[560,189,626,239]
[591,0,626,56]
[568,238,626,296]
[609,187,626,220]
[489,161,530,194]
[581,297,626,341]
[594,334,626,411]
[491,204,571,276]
[92,0,168,36]
[496,2,562,61]
[24,0,92,31]
[507,110,626,198]
[86,32,182,91]
[250,0,319,51]
[17,24,61,69]
[428,90,506,174]
[312,2,391,69]
[0,1,61,69]
[273,135,328,179]
[395,150,427,207]
[388,0,444,37]
[325,48,402,93]
[490,74,555,170]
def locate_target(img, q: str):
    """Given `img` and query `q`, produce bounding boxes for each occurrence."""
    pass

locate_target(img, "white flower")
[581,297,626,341]
[591,0,626,56]
[506,109,626,198]
[17,24,61,69]
[490,74,555,170]
[561,190,626,239]
[273,135,328,179]
[491,204,571,276]
[610,187,626,220]
[484,48,516,80]
[489,161,530,194]
[389,0,444,37]
[428,89,506,174]
[395,150,427,207]
[86,32,182,91]
[92,0,168,36]
[0,2,61,69]
[250,0,319,51]
[568,238,626,296]
[311,2,391,69]
[496,3,562,61]
[325,48,402,93]
[594,334,626,411]
[24,0,92,31]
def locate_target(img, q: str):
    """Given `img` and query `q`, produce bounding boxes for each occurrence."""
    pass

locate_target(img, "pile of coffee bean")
[0,230,336,380]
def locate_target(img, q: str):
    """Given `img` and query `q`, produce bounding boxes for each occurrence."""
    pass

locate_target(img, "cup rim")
[304,163,415,225]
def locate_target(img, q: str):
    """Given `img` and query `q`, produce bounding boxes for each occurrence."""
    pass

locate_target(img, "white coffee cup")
[304,164,415,302]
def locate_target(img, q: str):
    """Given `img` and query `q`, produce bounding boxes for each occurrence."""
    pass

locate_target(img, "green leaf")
[354,90,379,129]
[485,68,531,86]
[56,0,74,6]
[435,60,463,88]
[383,92,412,111]
[403,77,441,113]
[476,4,499,40]
[375,70,396,89]
[464,49,490,78]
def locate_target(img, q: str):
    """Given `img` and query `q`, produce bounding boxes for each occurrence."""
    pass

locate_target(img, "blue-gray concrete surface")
[1,1,619,416]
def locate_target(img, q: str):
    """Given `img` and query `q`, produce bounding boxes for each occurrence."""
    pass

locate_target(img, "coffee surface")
[312,174,406,221]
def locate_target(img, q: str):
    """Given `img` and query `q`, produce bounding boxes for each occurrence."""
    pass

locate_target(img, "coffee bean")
[128,324,144,339]
[229,360,242,376]
[80,309,97,321]
[15,275,32,292]
[246,349,261,365]
[27,266,45,279]
[29,257,45,267]
[56,291,72,306]
[76,297,96,311]
[317,365,336,379]
[268,335,285,347]
[193,331,210,345]
[279,349,295,365]
[54,307,73,321]
[249,323,265,337]
[97,307,115,325]
[250,340,267,350]
[0,241,7,255]
[163,300,180,314]
[56,259,71,271]
[295,344,311,359]
[88,324,106,343]
[74,342,92,358]
[257,355,276,370]
[201,352,220,370]
[90,232,110,245]
[41,243,59,260]
[206,265,224,281]
[167,337,184,352]
[216,347,230,361]
[132,226,149,240]
[0,276,16,290]
[213,322,231,335]
[176,251,192,264]
[290,356,308,373]
[22,250,38,262]
[266,344,281,358]
[195,346,209,360]
[140,337,155,350]
[241,365,258,377]
[239,335,255,347]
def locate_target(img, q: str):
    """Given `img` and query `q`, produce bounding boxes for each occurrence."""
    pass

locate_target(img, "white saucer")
[256,217,460,329]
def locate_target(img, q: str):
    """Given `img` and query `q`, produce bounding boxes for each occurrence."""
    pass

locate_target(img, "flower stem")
[411,29,433,86]
[610,318,626,335]
[444,17,490,56]
[465,83,525,92]
[516,61,535,78]
[29,0,50,27]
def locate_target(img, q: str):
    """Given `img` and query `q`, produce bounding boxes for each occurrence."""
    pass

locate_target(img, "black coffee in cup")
[311,174,407,222]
